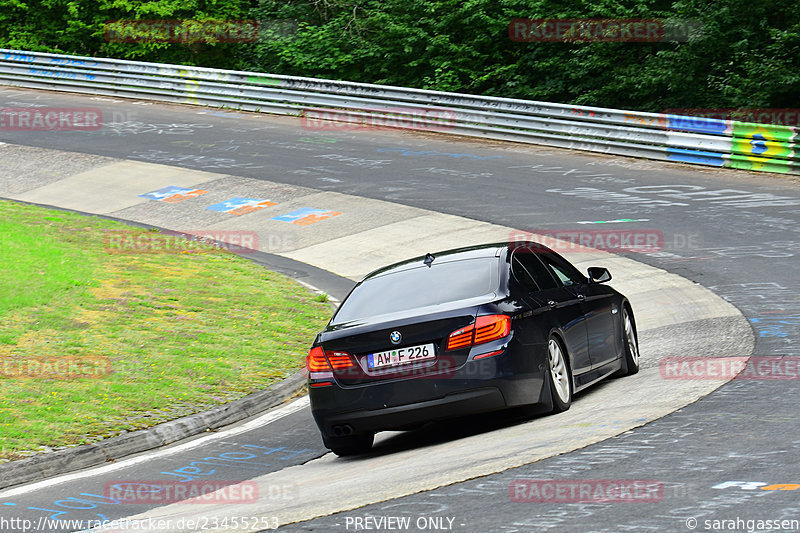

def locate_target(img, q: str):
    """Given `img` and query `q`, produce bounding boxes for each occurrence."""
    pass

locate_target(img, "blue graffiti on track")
[2,446,312,523]
[376,147,503,160]
[749,316,800,338]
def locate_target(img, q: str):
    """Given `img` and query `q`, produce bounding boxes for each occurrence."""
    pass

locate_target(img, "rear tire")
[324,433,374,456]
[547,336,572,413]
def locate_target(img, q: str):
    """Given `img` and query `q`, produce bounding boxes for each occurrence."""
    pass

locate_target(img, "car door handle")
[577,294,585,301]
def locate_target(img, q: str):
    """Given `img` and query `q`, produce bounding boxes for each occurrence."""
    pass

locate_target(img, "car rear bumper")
[310,353,550,437]
[318,387,506,435]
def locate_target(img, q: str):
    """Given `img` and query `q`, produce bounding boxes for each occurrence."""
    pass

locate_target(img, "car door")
[538,251,619,369]
[510,248,592,376]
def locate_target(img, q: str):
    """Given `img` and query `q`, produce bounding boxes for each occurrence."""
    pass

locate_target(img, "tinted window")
[511,255,538,291]
[539,253,587,287]
[511,250,559,291]
[332,258,499,323]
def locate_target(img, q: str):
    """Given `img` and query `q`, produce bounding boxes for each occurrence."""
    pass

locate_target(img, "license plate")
[367,343,436,370]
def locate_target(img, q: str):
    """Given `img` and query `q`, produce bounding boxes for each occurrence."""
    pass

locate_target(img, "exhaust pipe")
[331,424,354,437]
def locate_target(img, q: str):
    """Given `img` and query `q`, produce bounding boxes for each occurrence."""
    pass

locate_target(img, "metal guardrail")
[1,49,798,175]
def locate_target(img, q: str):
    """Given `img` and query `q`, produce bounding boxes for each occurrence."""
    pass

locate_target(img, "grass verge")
[0,199,331,460]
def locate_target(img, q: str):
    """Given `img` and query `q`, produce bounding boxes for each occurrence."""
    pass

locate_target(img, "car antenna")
[423,253,435,267]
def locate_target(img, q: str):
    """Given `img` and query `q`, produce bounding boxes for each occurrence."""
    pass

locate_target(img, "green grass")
[0,200,331,460]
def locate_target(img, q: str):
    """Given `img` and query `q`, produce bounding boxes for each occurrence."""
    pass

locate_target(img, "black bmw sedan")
[306,240,639,456]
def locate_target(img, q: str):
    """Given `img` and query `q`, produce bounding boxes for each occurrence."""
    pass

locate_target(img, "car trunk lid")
[319,306,482,386]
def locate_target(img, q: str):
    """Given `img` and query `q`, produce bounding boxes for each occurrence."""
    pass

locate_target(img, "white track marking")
[0,396,309,498]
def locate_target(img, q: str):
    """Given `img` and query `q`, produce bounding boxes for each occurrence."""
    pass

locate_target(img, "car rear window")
[331,258,500,324]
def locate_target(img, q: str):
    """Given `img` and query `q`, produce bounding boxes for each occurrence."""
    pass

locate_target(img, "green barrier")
[729,122,797,172]
[727,153,798,174]
[732,121,797,142]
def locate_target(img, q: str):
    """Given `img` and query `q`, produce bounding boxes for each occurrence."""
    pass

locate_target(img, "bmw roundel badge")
[389,331,402,345]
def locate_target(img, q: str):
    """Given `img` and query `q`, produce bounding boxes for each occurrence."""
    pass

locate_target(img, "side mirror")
[588,267,612,284]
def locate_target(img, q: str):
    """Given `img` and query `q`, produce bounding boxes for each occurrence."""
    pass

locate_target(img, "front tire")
[324,433,374,457]
[619,307,640,376]
[547,336,572,413]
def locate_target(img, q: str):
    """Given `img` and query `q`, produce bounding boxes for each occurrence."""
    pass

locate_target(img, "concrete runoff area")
[0,145,753,531]
[9,160,221,215]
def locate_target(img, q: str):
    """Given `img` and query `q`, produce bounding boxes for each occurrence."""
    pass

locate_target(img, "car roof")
[360,240,557,282]
[361,243,504,281]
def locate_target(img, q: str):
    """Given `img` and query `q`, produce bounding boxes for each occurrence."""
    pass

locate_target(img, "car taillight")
[446,315,510,351]
[446,326,474,350]
[307,346,327,372]
[474,315,511,344]
[306,346,355,372]
[327,351,355,370]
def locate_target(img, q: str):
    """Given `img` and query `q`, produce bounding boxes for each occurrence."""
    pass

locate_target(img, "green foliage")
[1,0,798,111]
[0,0,256,66]
[238,0,800,110]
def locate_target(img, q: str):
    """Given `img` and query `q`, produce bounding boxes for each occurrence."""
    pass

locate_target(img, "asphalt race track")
[1,87,799,533]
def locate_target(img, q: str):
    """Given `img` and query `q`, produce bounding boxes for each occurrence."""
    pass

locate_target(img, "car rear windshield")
[331,258,500,324]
